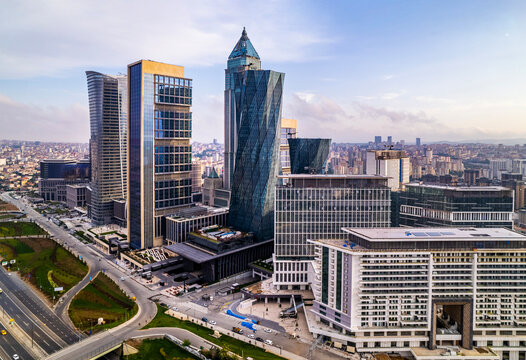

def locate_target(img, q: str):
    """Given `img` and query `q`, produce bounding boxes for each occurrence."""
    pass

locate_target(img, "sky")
[0,0,525,144]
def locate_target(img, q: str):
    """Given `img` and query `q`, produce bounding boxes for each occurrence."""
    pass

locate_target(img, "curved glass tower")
[86,71,128,225]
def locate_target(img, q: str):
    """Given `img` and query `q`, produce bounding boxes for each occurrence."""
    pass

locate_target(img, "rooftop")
[277,174,389,180]
[343,227,525,241]
[228,27,260,60]
[406,182,509,192]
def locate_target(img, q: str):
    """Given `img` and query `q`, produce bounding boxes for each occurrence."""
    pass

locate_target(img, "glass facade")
[224,28,262,190]
[86,71,127,225]
[128,61,193,249]
[400,184,514,228]
[228,69,284,241]
[128,63,143,250]
[288,138,331,174]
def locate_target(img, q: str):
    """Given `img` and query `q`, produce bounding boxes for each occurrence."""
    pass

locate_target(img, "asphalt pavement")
[0,321,34,360]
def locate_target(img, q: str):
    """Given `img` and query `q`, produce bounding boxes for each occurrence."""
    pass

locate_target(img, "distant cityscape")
[0,15,525,360]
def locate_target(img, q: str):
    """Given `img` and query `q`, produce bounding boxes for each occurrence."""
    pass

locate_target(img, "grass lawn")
[124,338,200,360]
[0,221,47,237]
[0,236,88,300]
[69,272,138,334]
[143,305,286,360]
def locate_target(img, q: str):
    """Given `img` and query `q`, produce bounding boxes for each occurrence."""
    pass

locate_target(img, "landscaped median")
[0,222,88,300]
[123,337,201,360]
[69,272,138,334]
[143,304,287,360]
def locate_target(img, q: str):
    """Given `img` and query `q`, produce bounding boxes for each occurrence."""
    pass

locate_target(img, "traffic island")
[68,272,138,334]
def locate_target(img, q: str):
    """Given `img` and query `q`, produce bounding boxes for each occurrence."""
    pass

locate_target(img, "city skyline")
[1,0,525,144]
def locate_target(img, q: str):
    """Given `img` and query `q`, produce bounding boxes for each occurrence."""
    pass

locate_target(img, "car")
[1,330,6,335]
[263,328,272,333]
[247,334,255,339]
[201,317,208,323]
[13,355,19,360]
[255,337,264,342]
[265,339,273,345]
[172,306,178,311]
[0,288,3,293]
[209,320,216,325]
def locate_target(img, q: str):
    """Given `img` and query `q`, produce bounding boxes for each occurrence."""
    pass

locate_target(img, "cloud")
[283,92,524,143]
[0,94,89,142]
[0,0,333,79]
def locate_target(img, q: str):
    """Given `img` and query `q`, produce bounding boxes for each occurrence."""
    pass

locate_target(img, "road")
[0,194,157,360]
[3,193,344,360]
[0,321,34,360]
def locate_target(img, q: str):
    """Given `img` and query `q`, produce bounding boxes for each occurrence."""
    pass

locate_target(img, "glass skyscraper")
[86,71,128,225]
[128,60,193,249]
[224,28,262,190]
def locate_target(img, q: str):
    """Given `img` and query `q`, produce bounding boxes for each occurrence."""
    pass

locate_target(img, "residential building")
[226,29,285,241]
[273,174,391,290]
[489,159,512,179]
[127,60,193,249]
[224,27,262,190]
[366,150,410,191]
[400,183,514,228]
[86,71,128,225]
[288,138,331,174]
[280,118,297,176]
[309,227,526,360]
[463,169,480,185]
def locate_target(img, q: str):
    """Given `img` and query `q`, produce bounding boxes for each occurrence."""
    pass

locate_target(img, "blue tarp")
[241,321,257,331]
[226,309,246,320]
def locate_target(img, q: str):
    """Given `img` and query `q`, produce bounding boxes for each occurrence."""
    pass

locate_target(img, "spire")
[208,167,219,179]
[228,27,260,60]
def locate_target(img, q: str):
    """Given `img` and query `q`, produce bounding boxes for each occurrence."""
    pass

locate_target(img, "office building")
[166,225,273,282]
[165,205,229,245]
[374,136,382,147]
[86,71,128,225]
[38,159,90,201]
[202,168,230,208]
[226,29,285,241]
[366,150,410,191]
[128,60,193,249]
[280,118,297,176]
[387,136,392,146]
[309,227,526,359]
[501,174,525,211]
[224,27,262,190]
[191,161,203,193]
[400,183,514,228]
[288,138,331,174]
[273,174,391,289]
[416,137,421,147]
[66,184,88,209]
[512,159,526,178]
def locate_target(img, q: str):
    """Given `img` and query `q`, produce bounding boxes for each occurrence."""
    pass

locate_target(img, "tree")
[182,339,191,347]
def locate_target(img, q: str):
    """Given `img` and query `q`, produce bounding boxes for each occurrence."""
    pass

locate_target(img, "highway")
[0,321,34,360]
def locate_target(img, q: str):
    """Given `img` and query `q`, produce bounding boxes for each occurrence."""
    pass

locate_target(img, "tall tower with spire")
[224,28,285,241]
[224,27,262,190]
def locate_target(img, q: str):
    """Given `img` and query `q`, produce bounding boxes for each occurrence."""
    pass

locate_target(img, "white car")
[263,328,271,333]
[265,339,273,346]
[209,320,216,325]
[0,288,3,294]
[13,355,19,360]
[247,334,255,339]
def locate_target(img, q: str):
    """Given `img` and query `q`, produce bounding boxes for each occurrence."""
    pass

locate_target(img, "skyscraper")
[366,149,410,190]
[128,60,193,249]
[224,28,262,190]
[226,29,284,241]
[288,138,331,174]
[416,137,421,147]
[86,71,128,225]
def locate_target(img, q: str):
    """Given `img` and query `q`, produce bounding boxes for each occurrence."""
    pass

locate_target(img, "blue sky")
[0,0,525,143]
